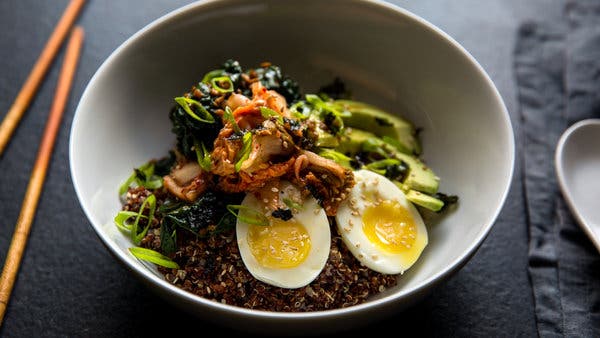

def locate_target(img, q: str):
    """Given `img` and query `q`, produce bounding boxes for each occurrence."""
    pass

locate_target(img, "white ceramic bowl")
[70,0,514,334]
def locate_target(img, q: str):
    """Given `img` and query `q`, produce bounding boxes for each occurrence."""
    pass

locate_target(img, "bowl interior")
[70,0,513,329]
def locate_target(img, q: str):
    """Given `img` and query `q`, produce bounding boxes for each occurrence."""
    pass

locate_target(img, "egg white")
[335,169,428,274]
[236,181,330,289]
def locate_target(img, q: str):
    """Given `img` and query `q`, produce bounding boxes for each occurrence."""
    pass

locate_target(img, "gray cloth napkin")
[515,0,600,336]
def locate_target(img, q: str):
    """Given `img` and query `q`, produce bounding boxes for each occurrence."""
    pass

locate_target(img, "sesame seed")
[343,227,351,232]
[263,198,269,203]
[271,187,279,192]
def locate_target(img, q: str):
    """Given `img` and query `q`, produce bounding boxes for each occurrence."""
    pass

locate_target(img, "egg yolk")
[362,200,416,253]
[247,218,311,269]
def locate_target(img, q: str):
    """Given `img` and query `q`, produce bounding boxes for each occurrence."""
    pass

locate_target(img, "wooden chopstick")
[0,0,85,156]
[0,26,84,326]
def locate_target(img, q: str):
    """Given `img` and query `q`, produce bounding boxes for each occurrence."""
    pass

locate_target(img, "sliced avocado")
[405,190,444,212]
[394,152,439,195]
[336,128,376,155]
[340,129,439,195]
[334,99,421,155]
[358,136,439,194]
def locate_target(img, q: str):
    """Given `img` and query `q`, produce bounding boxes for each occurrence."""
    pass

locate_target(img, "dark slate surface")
[0,0,565,336]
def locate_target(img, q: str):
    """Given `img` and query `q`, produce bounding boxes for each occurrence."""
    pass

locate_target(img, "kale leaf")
[169,82,222,159]
[153,151,176,176]
[163,191,230,234]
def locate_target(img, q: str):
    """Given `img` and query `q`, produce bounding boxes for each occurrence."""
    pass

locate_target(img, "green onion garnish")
[210,76,234,94]
[305,94,345,134]
[365,159,402,175]
[194,141,212,172]
[224,106,241,134]
[129,247,180,269]
[283,198,304,211]
[201,69,225,84]
[119,162,163,195]
[138,169,162,190]
[174,97,215,123]
[114,211,145,233]
[226,204,269,226]
[305,94,322,105]
[260,107,283,124]
[234,132,253,172]
[114,194,156,245]
[318,149,352,168]
[118,174,136,196]
[289,101,311,119]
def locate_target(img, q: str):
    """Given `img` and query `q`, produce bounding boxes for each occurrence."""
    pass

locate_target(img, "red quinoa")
[126,187,397,312]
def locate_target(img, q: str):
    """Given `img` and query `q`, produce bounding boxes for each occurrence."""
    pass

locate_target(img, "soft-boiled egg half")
[236,181,330,289]
[335,169,428,274]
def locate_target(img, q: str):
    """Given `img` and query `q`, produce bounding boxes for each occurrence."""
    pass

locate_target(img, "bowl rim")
[69,0,515,321]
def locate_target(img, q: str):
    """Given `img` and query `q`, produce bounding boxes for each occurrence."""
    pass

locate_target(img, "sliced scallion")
[210,76,234,94]
[224,106,241,134]
[201,69,225,84]
[133,194,156,244]
[119,162,163,195]
[118,174,136,196]
[115,194,156,245]
[365,159,402,176]
[226,204,269,226]
[283,198,304,211]
[129,247,179,269]
[114,211,145,233]
[289,101,311,119]
[234,132,253,172]
[305,94,345,134]
[174,97,215,123]
[194,141,212,172]
[260,107,283,124]
[305,94,322,106]
[318,149,352,168]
